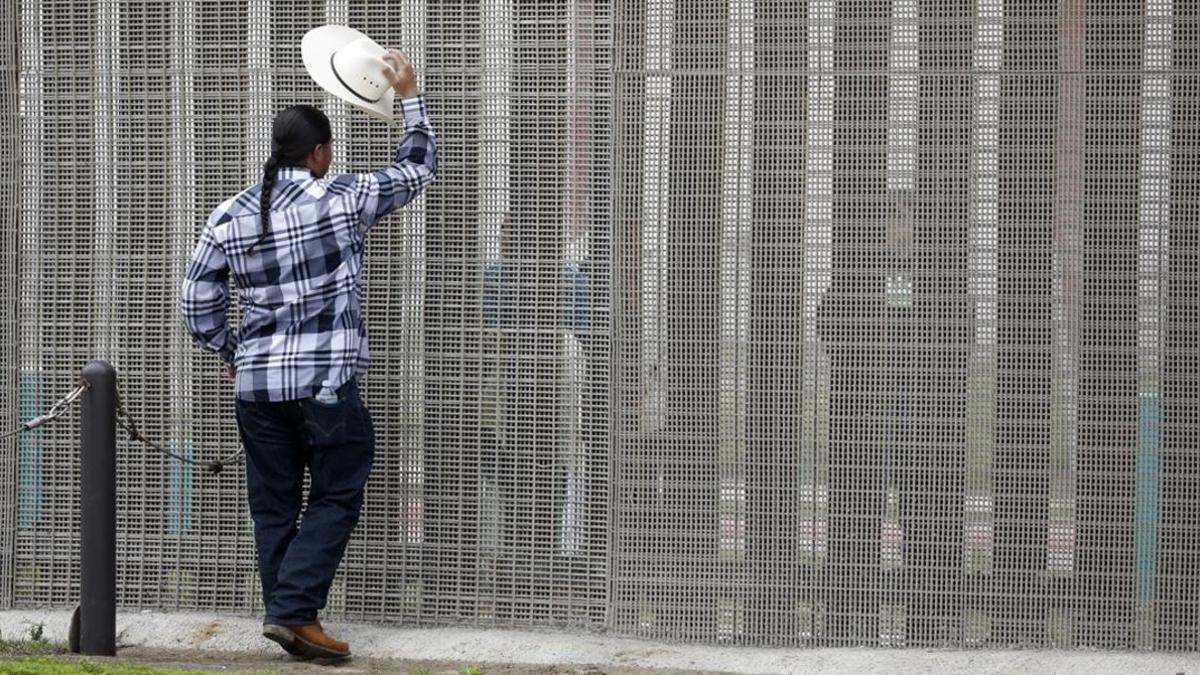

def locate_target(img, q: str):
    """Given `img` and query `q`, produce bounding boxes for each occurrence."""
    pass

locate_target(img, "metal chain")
[0,380,89,440]
[114,386,245,475]
[1,376,244,476]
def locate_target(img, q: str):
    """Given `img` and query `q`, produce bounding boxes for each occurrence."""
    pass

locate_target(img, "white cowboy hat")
[302,25,395,122]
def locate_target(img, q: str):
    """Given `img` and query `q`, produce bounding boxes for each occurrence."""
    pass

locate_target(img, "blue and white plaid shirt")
[181,95,437,402]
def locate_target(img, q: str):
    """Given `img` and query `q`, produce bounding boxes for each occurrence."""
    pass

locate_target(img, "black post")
[79,360,116,656]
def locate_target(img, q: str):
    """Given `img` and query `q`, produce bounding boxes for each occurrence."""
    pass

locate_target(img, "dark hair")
[251,105,332,252]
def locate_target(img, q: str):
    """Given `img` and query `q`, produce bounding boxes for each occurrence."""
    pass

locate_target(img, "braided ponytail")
[250,152,281,253]
[248,105,332,254]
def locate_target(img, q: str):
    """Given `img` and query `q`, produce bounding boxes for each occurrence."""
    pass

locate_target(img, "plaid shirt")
[181,96,437,402]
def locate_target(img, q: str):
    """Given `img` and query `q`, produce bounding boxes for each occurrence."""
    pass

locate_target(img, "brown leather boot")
[263,622,350,659]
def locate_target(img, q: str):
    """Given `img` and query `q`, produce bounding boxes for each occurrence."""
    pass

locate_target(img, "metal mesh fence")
[2,0,1198,649]
[9,0,613,626]
[0,0,17,612]
[607,0,1199,648]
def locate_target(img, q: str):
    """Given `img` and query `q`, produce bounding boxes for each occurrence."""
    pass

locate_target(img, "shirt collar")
[276,166,327,198]
[276,166,314,182]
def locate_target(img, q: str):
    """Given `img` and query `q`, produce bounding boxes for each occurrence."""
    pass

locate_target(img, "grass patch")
[0,624,69,658]
[0,642,69,658]
[0,658,215,675]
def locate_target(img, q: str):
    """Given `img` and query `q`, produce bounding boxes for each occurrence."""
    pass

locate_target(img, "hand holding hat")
[302,25,419,122]
[381,49,419,99]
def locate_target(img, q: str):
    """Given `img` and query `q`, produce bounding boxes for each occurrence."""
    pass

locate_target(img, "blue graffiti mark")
[17,373,44,529]
[1135,392,1161,605]
[167,445,194,534]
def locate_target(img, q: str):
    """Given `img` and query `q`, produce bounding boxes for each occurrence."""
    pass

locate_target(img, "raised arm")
[349,49,438,230]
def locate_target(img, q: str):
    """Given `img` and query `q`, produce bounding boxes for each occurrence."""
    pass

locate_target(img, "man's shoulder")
[214,185,264,221]
[322,173,364,197]
[204,185,266,240]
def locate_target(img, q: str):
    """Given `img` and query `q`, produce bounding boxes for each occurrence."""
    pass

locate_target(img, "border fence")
[0,0,1197,650]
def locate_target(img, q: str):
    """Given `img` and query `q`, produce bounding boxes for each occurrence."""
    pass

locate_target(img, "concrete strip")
[2,610,1199,675]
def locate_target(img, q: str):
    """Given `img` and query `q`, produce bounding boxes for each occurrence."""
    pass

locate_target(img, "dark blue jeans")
[234,378,374,626]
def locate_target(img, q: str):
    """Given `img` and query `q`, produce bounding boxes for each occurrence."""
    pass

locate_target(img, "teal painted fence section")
[167,445,193,534]
[16,373,43,530]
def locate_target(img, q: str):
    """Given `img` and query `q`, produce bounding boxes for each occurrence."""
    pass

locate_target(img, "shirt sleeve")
[352,94,439,231]
[180,215,237,365]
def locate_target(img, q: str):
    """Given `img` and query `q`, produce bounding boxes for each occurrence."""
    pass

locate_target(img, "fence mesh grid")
[0,0,17,612]
[2,0,1197,649]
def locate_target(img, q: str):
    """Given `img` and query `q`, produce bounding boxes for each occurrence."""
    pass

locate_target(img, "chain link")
[0,380,89,440]
[114,386,245,475]
[1,375,244,476]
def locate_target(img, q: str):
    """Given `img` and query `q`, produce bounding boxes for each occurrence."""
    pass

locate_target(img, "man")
[180,48,436,658]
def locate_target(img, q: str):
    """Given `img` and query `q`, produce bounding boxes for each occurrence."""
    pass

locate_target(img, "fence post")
[78,360,116,656]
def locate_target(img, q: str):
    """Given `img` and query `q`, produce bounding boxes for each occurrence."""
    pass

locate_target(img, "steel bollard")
[77,360,116,656]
